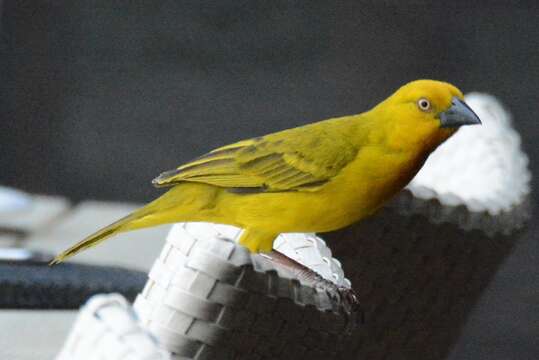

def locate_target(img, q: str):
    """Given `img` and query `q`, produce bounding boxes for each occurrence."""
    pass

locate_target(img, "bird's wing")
[152,119,359,192]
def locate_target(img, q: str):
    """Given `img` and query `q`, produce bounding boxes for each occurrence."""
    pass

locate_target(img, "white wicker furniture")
[56,93,531,360]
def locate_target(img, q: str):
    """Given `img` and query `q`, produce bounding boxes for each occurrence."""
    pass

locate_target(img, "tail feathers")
[49,209,150,265]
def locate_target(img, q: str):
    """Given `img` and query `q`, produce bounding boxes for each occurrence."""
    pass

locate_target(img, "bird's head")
[373,79,481,151]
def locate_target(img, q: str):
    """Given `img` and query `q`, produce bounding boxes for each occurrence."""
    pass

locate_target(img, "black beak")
[439,97,482,128]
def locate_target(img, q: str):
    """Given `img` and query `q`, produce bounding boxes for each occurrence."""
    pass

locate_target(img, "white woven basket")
[133,223,351,359]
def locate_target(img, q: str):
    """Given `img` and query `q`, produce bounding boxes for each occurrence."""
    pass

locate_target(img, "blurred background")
[0,1,537,359]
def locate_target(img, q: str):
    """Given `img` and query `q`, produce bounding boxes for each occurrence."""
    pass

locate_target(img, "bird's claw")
[324,285,364,334]
[264,250,363,333]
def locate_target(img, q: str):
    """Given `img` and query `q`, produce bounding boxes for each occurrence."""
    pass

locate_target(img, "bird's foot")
[323,285,364,334]
[263,250,363,333]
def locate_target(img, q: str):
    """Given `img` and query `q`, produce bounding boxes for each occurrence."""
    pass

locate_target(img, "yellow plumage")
[51,79,480,264]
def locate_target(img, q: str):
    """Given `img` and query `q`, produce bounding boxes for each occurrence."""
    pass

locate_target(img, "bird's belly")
[230,192,362,233]
[226,148,424,233]
[229,178,389,233]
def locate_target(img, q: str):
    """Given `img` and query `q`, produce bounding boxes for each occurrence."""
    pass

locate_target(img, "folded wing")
[152,119,359,193]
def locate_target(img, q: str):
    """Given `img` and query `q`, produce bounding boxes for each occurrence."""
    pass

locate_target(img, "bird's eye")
[417,98,431,112]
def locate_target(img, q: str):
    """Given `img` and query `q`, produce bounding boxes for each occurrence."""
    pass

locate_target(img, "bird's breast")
[328,145,426,217]
[226,145,429,233]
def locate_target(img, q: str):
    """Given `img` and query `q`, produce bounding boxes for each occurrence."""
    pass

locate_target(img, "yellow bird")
[51,79,480,265]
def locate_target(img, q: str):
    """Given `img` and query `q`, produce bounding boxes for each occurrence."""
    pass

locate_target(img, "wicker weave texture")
[134,223,352,360]
[56,294,163,360]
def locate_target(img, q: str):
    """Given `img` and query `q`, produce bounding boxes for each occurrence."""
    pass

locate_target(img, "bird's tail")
[50,183,223,265]
[49,205,156,265]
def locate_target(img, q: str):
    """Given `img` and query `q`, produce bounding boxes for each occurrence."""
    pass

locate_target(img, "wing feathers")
[152,118,360,192]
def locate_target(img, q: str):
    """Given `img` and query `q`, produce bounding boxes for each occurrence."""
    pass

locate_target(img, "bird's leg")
[261,250,363,332]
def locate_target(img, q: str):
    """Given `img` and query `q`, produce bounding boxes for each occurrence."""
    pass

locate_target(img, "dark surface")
[448,222,539,360]
[326,201,520,360]
[0,1,537,359]
[0,262,146,309]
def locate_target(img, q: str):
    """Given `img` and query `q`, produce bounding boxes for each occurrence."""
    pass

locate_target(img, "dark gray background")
[1,1,537,359]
